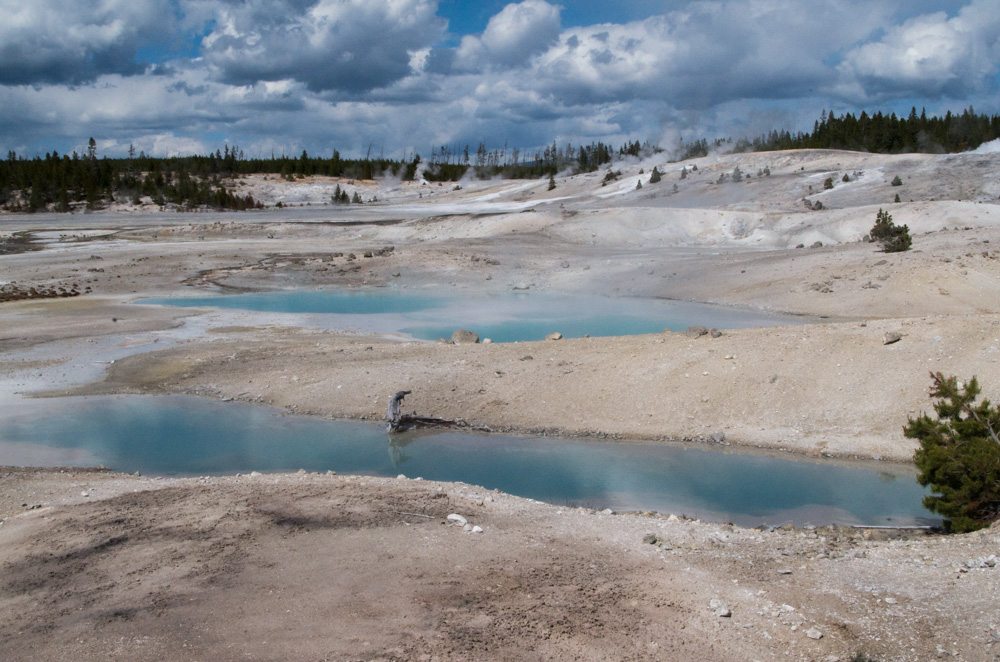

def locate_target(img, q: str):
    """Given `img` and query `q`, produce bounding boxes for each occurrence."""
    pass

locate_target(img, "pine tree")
[905,373,1000,532]
[649,167,661,183]
[870,208,911,252]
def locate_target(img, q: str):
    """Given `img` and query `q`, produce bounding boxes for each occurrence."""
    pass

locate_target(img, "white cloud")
[199,0,446,93]
[838,0,1000,100]
[454,0,561,70]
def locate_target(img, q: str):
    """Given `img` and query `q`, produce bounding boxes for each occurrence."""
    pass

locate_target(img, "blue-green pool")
[138,290,804,342]
[0,395,935,528]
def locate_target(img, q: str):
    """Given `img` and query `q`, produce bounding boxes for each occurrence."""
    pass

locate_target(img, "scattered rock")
[806,628,823,640]
[470,525,483,534]
[546,332,563,341]
[685,326,709,338]
[451,329,480,344]
[482,338,493,344]
[709,328,722,338]
[709,599,731,617]
[446,514,468,527]
[643,534,659,545]
[811,241,823,248]
[883,331,903,345]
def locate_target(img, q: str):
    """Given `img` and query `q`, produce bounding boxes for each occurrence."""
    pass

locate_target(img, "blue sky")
[1,0,997,159]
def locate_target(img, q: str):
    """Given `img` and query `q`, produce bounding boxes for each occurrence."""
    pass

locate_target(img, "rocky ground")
[2,147,1000,660]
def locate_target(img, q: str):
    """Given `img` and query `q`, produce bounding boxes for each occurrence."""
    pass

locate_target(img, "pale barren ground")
[2,148,1000,661]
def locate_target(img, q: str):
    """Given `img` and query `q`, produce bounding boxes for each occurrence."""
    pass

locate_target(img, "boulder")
[685,326,709,338]
[452,329,480,344]
[709,328,722,338]
[883,331,903,345]
[546,332,563,341]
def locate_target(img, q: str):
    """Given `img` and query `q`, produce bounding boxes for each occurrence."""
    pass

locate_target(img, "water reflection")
[138,290,805,342]
[0,395,935,528]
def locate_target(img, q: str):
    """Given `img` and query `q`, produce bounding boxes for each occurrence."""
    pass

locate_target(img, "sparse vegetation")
[547,173,556,191]
[649,166,662,183]
[891,175,903,186]
[823,177,834,190]
[905,373,1000,532]
[870,208,911,252]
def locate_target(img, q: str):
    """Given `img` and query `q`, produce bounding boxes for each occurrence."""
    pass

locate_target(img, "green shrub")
[891,175,903,186]
[870,208,911,252]
[824,177,834,189]
[904,373,1000,532]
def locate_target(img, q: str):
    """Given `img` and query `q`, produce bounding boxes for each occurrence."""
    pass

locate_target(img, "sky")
[1,0,999,160]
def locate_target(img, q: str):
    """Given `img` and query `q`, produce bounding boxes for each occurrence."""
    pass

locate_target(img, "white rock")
[601,508,614,515]
[806,628,823,640]
[80,491,89,497]
[471,525,483,533]
[667,514,681,522]
[463,524,472,532]
[709,599,725,610]
[447,513,468,526]
[883,597,897,605]
[715,608,732,618]
[781,604,796,612]
[396,474,406,479]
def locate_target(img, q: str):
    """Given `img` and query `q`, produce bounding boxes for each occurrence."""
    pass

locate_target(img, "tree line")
[738,106,1000,154]
[3,107,998,213]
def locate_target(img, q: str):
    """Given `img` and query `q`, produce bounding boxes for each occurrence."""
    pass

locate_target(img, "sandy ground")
[3,147,1000,660]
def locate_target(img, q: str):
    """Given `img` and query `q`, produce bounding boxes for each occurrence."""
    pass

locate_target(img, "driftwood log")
[386,390,461,433]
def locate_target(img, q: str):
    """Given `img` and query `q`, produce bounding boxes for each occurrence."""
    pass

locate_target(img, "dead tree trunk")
[386,390,460,433]
[387,390,412,432]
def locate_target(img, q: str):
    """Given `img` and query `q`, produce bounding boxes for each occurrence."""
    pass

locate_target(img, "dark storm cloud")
[0,0,176,85]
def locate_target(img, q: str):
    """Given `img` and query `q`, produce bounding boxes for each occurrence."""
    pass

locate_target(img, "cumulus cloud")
[499,1,893,109]
[838,0,1000,100]
[454,0,561,70]
[0,0,176,85]
[2,0,999,161]
[199,0,445,93]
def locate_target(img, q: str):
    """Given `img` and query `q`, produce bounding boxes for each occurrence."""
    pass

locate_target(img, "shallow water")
[139,290,804,342]
[0,395,935,528]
